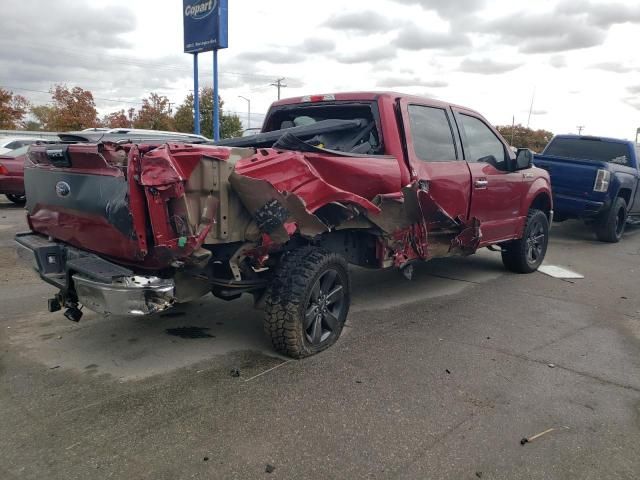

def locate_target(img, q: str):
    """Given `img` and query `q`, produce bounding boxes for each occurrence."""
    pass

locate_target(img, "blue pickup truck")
[534,135,640,242]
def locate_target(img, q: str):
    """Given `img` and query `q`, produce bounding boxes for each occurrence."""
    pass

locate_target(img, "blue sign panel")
[183,0,228,53]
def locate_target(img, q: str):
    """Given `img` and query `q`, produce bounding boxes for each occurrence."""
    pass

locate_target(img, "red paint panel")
[29,207,143,260]
[140,144,232,186]
[467,162,524,243]
[0,153,26,195]
[235,149,401,213]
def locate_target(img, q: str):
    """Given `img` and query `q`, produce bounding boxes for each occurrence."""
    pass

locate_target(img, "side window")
[408,105,457,161]
[5,141,20,149]
[459,114,506,166]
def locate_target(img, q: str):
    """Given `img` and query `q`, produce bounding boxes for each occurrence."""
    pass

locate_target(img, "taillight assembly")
[0,163,8,175]
[593,169,610,192]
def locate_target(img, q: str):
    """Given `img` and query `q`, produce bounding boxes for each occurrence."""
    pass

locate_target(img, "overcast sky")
[0,0,639,138]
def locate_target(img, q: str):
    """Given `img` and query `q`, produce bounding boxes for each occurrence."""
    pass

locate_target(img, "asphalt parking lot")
[1,196,639,480]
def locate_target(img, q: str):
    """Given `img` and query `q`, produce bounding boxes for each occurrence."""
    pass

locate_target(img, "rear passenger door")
[452,109,523,243]
[400,100,472,221]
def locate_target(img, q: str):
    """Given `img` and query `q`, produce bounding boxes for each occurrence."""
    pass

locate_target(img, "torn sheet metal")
[229,148,484,266]
[229,171,329,242]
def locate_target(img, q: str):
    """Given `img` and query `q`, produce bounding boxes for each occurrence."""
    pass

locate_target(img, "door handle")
[474,179,489,188]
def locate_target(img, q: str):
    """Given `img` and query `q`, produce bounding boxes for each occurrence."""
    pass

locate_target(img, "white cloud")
[0,0,638,138]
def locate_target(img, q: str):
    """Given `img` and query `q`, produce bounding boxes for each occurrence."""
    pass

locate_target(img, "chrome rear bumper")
[15,232,176,316]
[73,275,175,316]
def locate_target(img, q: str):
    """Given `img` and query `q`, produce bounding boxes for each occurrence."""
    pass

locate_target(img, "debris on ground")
[203,457,209,462]
[475,472,483,478]
[521,426,569,445]
[265,464,276,473]
[538,265,584,279]
[445,369,451,374]
[548,363,556,368]
[230,368,241,378]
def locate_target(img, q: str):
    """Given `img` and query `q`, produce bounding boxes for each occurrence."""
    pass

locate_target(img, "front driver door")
[452,109,524,244]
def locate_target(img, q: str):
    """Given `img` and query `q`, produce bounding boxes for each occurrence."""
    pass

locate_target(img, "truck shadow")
[11,250,507,380]
[550,219,640,243]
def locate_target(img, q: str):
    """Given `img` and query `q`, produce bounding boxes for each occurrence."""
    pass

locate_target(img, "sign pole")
[193,52,200,135]
[213,48,220,141]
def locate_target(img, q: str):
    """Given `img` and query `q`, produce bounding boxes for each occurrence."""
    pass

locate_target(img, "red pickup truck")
[16,92,552,358]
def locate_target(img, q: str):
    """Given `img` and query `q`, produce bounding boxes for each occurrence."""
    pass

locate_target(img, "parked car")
[16,92,552,357]
[0,146,29,204]
[0,137,45,155]
[241,127,262,137]
[534,135,640,242]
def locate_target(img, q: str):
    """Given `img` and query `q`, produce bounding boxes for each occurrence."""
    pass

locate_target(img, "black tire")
[594,197,627,243]
[5,194,26,205]
[501,209,549,274]
[264,246,350,358]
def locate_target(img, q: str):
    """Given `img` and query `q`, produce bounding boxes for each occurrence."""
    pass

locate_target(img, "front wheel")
[5,194,26,205]
[594,197,626,243]
[501,209,549,273]
[264,246,350,358]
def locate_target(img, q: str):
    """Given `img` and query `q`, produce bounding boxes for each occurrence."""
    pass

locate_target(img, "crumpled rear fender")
[231,149,482,265]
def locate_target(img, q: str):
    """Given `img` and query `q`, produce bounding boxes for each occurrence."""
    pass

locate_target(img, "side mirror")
[515,148,534,170]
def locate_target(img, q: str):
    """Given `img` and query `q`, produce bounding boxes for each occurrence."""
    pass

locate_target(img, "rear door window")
[408,105,457,161]
[545,138,632,166]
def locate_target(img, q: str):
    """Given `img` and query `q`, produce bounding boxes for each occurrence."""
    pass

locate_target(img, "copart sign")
[183,0,228,53]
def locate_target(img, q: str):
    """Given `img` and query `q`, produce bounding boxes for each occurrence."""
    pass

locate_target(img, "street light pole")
[238,95,251,130]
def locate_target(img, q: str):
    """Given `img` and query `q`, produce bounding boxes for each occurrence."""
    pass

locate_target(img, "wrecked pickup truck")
[16,92,552,358]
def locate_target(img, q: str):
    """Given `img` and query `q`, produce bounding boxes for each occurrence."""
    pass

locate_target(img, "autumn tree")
[496,124,554,152]
[174,87,243,139]
[0,88,30,129]
[101,109,131,128]
[133,93,174,131]
[31,85,98,131]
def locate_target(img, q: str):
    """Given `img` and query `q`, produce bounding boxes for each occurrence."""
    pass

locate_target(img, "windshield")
[545,138,631,166]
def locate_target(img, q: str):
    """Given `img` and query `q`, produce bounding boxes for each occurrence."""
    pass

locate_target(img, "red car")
[0,146,28,204]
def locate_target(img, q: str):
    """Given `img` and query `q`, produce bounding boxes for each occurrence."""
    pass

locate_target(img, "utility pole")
[271,78,287,100]
[577,125,585,135]
[527,87,536,129]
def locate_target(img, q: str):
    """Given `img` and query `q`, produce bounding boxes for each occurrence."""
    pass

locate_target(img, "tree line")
[0,85,243,139]
[1,85,556,148]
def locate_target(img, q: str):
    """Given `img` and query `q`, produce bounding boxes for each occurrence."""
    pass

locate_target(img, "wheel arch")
[616,187,632,207]
[528,190,553,221]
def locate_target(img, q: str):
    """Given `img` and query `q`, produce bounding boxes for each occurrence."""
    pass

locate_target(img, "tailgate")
[534,154,604,196]
[24,142,255,268]
[25,143,148,262]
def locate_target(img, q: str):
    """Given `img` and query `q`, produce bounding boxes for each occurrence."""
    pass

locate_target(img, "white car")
[0,138,44,155]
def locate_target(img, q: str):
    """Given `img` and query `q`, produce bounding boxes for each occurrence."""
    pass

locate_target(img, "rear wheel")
[595,196,626,243]
[5,194,26,205]
[501,209,549,273]
[264,246,350,358]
